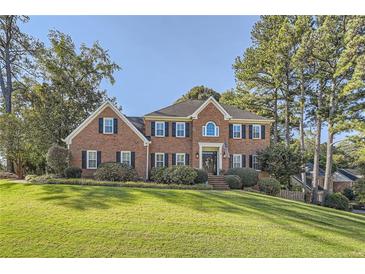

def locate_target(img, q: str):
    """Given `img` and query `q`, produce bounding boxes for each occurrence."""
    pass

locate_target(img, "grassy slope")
[0,180,364,258]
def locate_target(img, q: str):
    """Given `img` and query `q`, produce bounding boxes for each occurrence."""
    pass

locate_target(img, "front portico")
[198,142,224,175]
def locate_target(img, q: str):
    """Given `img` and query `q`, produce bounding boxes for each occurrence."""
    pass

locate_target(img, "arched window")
[203,121,219,137]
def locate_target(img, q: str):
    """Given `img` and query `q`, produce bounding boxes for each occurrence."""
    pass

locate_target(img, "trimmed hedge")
[151,166,198,185]
[194,169,208,184]
[25,176,212,190]
[324,193,350,211]
[64,166,82,178]
[226,168,259,187]
[225,175,242,189]
[342,188,355,201]
[94,162,137,182]
[258,178,281,196]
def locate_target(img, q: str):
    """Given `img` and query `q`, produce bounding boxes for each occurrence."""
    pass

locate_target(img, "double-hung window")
[252,124,261,139]
[233,124,241,139]
[232,154,242,168]
[121,151,131,166]
[176,153,185,166]
[155,153,165,167]
[176,122,185,137]
[87,150,97,169]
[103,118,114,134]
[253,155,260,170]
[155,122,165,137]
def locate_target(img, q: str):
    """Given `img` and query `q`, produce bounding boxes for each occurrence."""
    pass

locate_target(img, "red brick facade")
[66,100,271,179]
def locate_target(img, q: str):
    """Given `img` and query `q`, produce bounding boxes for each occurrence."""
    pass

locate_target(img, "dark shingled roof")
[126,116,145,134]
[144,99,271,121]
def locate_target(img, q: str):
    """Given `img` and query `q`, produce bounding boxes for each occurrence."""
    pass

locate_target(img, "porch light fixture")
[195,152,199,159]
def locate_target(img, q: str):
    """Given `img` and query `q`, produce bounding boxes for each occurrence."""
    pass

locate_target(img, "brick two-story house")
[64,97,273,180]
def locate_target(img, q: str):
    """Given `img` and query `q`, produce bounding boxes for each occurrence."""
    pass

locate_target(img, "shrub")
[94,162,137,182]
[324,193,350,211]
[342,188,355,201]
[226,168,259,187]
[25,174,60,183]
[194,169,208,184]
[258,178,281,196]
[354,178,365,204]
[163,166,197,185]
[64,166,82,178]
[150,166,167,182]
[0,171,18,179]
[46,144,69,175]
[25,174,37,181]
[225,175,242,189]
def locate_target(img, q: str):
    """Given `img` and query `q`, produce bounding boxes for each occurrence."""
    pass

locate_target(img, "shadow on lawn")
[35,184,137,210]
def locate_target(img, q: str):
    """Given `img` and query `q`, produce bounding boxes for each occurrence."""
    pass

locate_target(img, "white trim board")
[63,101,150,146]
[190,96,232,120]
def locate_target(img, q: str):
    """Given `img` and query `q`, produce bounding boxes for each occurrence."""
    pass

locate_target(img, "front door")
[202,151,217,175]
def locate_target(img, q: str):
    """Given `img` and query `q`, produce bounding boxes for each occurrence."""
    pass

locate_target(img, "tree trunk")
[299,71,306,185]
[284,69,291,146]
[273,89,279,143]
[324,83,336,193]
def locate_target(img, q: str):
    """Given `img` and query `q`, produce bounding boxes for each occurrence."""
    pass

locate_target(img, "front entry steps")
[207,175,229,190]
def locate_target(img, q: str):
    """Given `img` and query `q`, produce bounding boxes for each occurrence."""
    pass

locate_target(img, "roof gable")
[190,97,231,120]
[63,101,150,146]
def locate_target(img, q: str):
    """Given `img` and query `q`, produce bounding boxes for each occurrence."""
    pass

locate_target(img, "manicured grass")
[0,180,364,257]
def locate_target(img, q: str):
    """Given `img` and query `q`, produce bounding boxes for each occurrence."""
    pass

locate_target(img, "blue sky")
[21,16,349,143]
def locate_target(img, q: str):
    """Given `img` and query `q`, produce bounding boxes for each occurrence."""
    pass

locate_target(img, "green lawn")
[1,180,364,257]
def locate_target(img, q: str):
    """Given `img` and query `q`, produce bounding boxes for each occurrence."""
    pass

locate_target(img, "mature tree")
[175,85,220,103]
[257,143,303,188]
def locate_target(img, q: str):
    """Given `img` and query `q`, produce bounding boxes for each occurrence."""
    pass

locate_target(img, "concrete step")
[208,175,229,190]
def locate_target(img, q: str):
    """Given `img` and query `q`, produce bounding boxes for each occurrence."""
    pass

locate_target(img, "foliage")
[342,188,355,201]
[46,144,69,175]
[226,167,259,187]
[225,175,242,189]
[257,143,302,187]
[25,173,60,183]
[64,166,82,179]
[150,166,167,182]
[354,178,365,204]
[258,178,281,196]
[23,176,212,190]
[194,169,208,184]
[163,166,198,185]
[94,162,137,182]
[175,85,221,103]
[324,193,350,211]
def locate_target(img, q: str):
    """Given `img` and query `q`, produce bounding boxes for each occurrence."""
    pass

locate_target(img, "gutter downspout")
[145,143,149,181]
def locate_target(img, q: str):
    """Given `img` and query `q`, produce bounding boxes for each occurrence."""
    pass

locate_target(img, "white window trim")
[253,155,261,171]
[233,124,241,139]
[175,122,186,138]
[155,153,165,167]
[121,151,131,166]
[252,124,261,139]
[202,121,219,137]
[155,121,165,137]
[103,117,114,134]
[87,150,97,169]
[175,153,186,165]
[233,154,242,168]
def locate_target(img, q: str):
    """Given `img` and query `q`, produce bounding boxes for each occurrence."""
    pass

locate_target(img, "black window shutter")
[185,122,190,137]
[172,153,176,165]
[242,154,246,167]
[185,153,190,165]
[172,122,176,137]
[99,118,103,133]
[131,152,135,168]
[229,155,233,168]
[82,151,87,169]
[249,125,253,139]
[242,125,246,139]
[113,118,118,134]
[97,151,101,167]
[164,153,169,167]
[151,122,155,136]
[116,151,121,162]
[165,122,169,137]
[249,155,253,168]
[261,125,265,139]
[151,153,155,168]
[229,124,233,138]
